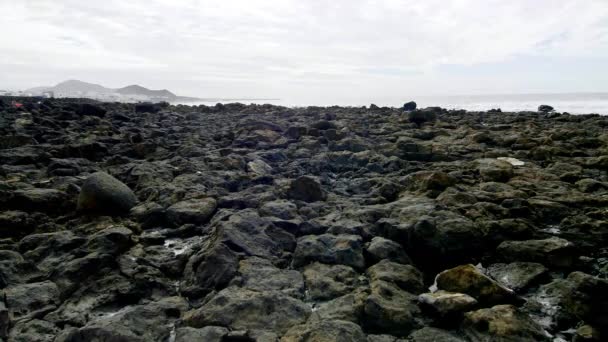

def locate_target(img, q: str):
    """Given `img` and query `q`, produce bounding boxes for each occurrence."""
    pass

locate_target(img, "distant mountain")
[25,80,194,102]
[116,85,176,99]
[52,80,109,94]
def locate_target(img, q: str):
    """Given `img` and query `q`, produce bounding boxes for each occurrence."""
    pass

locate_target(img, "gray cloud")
[1,0,607,101]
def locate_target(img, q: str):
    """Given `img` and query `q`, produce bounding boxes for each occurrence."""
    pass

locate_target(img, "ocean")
[177,92,608,115]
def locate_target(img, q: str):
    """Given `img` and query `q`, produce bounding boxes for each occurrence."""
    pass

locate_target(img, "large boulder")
[407,213,484,271]
[281,320,367,342]
[462,305,549,341]
[56,297,187,342]
[77,172,138,215]
[183,286,311,334]
[175,327,228,342]
[562,272,608,331]
[496,237,576,268]
[181,241,238,297]
[232,257,305,298]
[313,289,368,323]
[135,102,161,113]
[403,101,417,111]
[408,327,466,342]
[366,259,424,294]
[418,290,478,316]
[363,279,421,336]
[538,104,554,113]
[11,188,70,214]
[486,262,548,292]
[76,103,106,117]
[303,262,358,301]
[288,176,327,202]
[365,236,412,265]
[435,264,517,306]
[293,234,364,270]
[475,158,514,182]
[166,197,217,226]
[408,108,439,126]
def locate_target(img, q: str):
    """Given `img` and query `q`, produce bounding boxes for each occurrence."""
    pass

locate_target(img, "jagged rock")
[404,171,457,192]
[435,264,517,306]
[8,318,60,342]
[76,103,106,117]
[288,176,327,202]
[166,197,217,226]
[407,213,484,271]
[212,210,295,261]
[496,237,576,268]
[232,257,305,298]
[175,326,229,342]
[366,259,424,294]
[181,241,238,297]
[129,201,166,229]
[4,281,60,318]
[2,96,608,340]
[293,234,364,270]
[403,101,417,111]
[303,262,358,301]
[11,188,70,213]
[486,262,548,292]
[365,236,412,265]
[562,272,608,331]
[135,102,161,113]
[0,210,36,238]
[408,327,466,342]
[259,200,298,220]
[281,320,367,342]
[56,297,188,342]
[184,286,311,334]
[77,171,138,215]
[475,158,514,182]
[408,108,438,126]
[0,301,8,340]
[462,305,549,342]
[363,279,421,336]
[313,289,368,322]
[538,104,554,113]
[418,290,478,316]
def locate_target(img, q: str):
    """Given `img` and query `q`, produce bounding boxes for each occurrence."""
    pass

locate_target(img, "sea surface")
[176,92,608,115]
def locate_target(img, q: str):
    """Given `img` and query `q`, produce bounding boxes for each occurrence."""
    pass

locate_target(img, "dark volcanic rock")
[462,305,548,342]
[282,320,367,342]
[2,97,607,339]
[486,262,548,292]
[77,171,138,215]
[292,234,364,270]
[403,101,417,111]
[183,286,311,334]
[288,176,327,202]
[435,264,517,306]
[496,237,576,268]
[166,197,217,226]
[76,103,106,117]
[408,108,438,126]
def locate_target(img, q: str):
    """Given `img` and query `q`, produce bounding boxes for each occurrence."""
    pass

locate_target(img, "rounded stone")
[77,172,138,215]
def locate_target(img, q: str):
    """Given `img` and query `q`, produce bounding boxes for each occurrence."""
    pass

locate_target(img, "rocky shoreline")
[0,96,607,341]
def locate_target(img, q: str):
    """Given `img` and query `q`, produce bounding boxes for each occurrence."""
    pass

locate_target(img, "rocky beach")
[0,97,607,341]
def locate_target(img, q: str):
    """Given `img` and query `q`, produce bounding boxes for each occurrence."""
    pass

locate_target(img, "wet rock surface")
[1,96,607,340]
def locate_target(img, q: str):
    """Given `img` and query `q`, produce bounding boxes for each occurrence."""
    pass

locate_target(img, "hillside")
[26,80,186,102]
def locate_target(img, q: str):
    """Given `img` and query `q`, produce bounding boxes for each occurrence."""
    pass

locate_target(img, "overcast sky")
[1,0,607,103]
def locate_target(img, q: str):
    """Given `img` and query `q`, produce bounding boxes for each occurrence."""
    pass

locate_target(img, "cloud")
[0,0,607,98]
